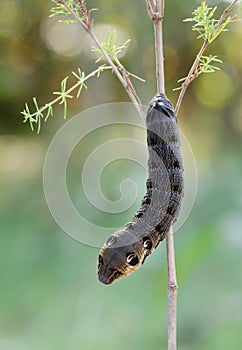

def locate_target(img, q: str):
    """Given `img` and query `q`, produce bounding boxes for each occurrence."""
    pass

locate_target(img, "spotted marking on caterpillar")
[98,94,184,284]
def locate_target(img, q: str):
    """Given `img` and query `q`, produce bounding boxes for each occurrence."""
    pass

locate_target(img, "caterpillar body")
[98,94,184,284]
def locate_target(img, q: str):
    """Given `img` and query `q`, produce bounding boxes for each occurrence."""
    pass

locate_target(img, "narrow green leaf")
[37,114,41,134]
[33,97,39,111]
[207,6,217,19]
[45,105,53,121]
[210,16,231,43]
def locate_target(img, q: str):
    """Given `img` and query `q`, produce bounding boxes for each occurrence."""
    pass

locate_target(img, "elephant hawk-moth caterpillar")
[98,94,184,284]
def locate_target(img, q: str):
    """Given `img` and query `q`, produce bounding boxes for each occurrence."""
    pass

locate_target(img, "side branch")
[175,40,207,114]
[174,0,239,115]
[218,0,239,24]
[53,0,145,119]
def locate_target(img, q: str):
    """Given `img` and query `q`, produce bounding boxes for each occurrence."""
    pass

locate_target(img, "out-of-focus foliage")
[1,1,242,350]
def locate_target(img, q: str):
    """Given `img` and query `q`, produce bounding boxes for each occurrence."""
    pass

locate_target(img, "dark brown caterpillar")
[98,94,184,284]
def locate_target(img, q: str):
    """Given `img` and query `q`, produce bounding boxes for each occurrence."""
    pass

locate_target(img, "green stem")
[27,66,111,120]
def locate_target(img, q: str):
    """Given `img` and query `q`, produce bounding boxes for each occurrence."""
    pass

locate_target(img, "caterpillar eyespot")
[143,237,153,250]
[97,94,184,285]
[126,253,139,266]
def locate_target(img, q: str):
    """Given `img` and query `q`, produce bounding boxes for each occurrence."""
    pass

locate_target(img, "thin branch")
[218,0,239,25]
[166,226,178,350]
[175,40,207,114]
[53,0,145,119]
[155,0,165,94]
[21,65,111,133]
[146,0,165,94]
[175,0,239,114]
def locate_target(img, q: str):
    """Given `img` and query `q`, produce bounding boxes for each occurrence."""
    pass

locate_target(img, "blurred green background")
[1,0,242,349]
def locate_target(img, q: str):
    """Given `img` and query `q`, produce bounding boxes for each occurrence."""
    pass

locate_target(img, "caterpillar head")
[98,230,154,284]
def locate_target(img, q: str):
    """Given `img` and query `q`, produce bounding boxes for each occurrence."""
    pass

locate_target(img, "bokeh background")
[1,0,242,349]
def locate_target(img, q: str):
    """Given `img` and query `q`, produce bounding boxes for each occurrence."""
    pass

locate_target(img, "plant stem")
[175,40,207,114]
[218,0,239,25]
[146,1,177,349]
[28,66,111,120]
[166,226,178,350]
[154,0,165,94]
[88,30,144,118]
[146,0,165,94]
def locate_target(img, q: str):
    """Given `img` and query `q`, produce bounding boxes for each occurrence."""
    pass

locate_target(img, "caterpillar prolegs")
[98,94,184,284]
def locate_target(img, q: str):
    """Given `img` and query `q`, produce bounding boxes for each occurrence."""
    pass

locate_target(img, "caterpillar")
[98,94,184,284]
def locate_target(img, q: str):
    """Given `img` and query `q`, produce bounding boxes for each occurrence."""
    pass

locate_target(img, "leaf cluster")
[92,31,144,83]
[184,1,232,44]
[92,31,131,66]
[198,55,222,74]
[50,0,84,24]
[50,0,96,27]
